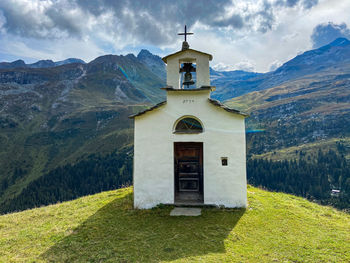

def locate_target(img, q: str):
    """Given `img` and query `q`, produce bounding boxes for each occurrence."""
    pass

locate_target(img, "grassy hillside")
[226,72,350,158]
[0,104,134,210]
[252,137,350,161]
[1,187,349,262]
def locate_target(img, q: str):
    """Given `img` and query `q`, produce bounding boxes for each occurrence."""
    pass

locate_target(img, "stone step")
[170,207,201,216]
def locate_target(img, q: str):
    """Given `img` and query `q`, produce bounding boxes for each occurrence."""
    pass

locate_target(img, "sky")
[0,0,350,72]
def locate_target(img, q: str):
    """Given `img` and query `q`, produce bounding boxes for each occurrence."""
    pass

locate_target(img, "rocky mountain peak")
[328,37,350,47]
[273,37,350,77]
[137,49,154,59]
[0,59,27,69]
[0,58,86,70]
[29,60,55,68]
[54,58,85,66]
[137,49,165,79]
[12,59,26,67]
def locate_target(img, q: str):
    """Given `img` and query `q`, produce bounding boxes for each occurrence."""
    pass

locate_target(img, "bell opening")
[180,62,196,89]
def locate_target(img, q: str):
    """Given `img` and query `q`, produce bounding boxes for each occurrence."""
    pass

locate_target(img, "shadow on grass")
[41,192,245,262]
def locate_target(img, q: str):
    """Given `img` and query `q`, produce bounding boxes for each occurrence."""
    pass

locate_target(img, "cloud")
[302,0,318,9]
[0,0,88,39]
[212,62,236,71]
[275,0,318,9]
[0,0,233,44]
[254,1,275,33]
[269,60,283,71]
[4,0,348,73]
[0,33,104,63]
[212,14,244,29]
[311,22,350,48]
[212,60,256,72]
[234,60,256,72]
[0,0,320,46]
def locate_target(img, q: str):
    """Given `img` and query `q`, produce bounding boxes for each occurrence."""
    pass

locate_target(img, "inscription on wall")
[182,99,195,104]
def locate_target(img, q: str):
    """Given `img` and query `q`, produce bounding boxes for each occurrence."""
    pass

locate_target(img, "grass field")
[252,137,350,161]
[1,186,349,262]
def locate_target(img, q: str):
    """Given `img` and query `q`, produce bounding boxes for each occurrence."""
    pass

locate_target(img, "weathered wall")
[133,89,247,209]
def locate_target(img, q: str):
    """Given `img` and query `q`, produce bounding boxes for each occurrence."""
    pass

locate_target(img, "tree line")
[247,149,350,210]
[1,147,349,214]
[0,149,132,214]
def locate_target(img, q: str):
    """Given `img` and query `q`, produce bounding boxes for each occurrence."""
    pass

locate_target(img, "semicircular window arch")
[174,117,203,134]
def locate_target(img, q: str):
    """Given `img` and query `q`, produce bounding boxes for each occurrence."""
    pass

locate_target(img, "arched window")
[174,117,203,133]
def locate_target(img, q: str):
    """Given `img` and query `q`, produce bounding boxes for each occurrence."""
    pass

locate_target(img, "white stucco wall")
[166,50,210,89]
[133,89,247,209]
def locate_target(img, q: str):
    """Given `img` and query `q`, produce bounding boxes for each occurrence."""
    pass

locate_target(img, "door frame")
[174,142,204,201]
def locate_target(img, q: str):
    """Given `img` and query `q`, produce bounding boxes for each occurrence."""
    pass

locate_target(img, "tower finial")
[178,25,193,50]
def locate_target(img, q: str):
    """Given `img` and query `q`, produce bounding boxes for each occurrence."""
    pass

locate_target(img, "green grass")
[1,186,349,262]
[225,73,350,114]
[253,137,350,161]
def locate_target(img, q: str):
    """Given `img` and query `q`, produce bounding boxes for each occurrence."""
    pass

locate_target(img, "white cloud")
[0,33,105,63]
[269,60,283,71]
[0,0,349,72]
[234,61,256,72]
[311,22,350,48]
[212,63,236,71]
[191,0,350,72]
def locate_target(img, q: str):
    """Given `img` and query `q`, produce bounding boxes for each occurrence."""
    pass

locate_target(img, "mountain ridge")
[211,37,350,100]
[0,51,165,212]
[0,58,86,69]
[0,38,350,213]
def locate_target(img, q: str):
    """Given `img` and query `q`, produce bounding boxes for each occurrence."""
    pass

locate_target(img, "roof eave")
[129,101,167,119]
[208,98,249,117]
[161,86,216,92]
[162,49,213,63]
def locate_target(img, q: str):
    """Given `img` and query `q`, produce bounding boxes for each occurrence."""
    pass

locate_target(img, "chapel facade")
[131,29,248,209]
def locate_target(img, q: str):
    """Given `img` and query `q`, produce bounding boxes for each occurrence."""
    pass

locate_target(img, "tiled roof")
[129,101,166,118]
[208,98,249,117]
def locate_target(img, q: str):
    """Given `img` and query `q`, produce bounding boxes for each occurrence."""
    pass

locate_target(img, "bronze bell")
[183,71,195,87]
[180,63,196,88]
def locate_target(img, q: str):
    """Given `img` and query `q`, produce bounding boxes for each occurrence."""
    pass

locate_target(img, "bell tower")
[162,25,213,89]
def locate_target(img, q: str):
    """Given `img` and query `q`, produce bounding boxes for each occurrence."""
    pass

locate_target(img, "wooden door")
[174,142,203,194]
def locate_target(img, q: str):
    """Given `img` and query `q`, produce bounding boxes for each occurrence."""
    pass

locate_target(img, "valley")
[0,52,165,213]
[1,38,350,213]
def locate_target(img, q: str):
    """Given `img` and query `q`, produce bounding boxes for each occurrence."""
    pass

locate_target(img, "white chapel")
[131,27,248,209]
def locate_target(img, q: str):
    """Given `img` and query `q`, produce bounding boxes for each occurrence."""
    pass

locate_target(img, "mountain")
[223,39,350,208]
[84,53,165,103]
[210,69,262,98]
[1,186,349,262]
[1,38,350,213]
[210,68,261,80]
[218,39,350,209]
[211,37,350,100]
[0,59,27,69]
[274,37,350,78]
[225,38,350,157]
[0,53,165,213]
[137,49,166,79]
[54,58,86,66]
[0,58,86,69]
[28,59,56,68]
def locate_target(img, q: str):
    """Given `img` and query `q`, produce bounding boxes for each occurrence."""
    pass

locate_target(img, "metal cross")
[178,25,193,42]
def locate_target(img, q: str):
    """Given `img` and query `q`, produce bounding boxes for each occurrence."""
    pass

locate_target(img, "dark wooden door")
[174,142,203,194]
